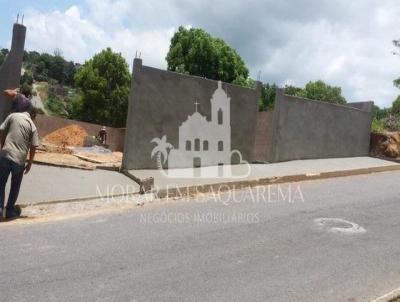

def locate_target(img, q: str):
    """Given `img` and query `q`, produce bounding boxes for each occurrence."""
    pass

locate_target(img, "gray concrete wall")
[0,23,26,123]
[269,90,373,162]
[344,101,374,112]
[122,59,261,170]
[253,110,274,163]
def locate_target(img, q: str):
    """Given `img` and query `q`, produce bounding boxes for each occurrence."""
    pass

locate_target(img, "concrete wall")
[0,23,26,123]
[253,111,274,162]
[268,90,373,162]
[122,59,261,170]
[35,114,125,152]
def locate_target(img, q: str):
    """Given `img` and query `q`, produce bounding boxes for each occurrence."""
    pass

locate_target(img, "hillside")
[18,49,80,117]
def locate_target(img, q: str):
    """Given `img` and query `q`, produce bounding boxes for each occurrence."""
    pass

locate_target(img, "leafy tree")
[20,82,32,98]
[65,61,77,86]
[284,85,303,97]
[393,40,400,88]
[166,26,250,86]
[45,93,67,117]
[70,48,131,127]
[0,53,4,66]
[373,105,391,120]
[20,71,34,86]
[285,80,346,104]
[22,50,77,86]
[392,96,400,114]
[259,83,278,111]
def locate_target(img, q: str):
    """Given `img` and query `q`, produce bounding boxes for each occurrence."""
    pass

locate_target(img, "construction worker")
[98,126,107,145]
[3,86,32,113]
[0,105,39,220]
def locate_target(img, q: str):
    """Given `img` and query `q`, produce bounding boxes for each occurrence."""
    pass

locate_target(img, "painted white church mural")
[151,81,250,178]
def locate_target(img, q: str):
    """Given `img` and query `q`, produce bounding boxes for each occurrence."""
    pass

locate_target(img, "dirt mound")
[43,125,89,147]
[370,132,400,158]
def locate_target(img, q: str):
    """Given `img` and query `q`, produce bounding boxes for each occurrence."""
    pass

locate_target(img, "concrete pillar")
[0,23,27,123]
[122,58,143,171]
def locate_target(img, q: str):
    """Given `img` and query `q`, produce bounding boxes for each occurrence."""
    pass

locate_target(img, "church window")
[218,140,224,151]
[218,108,223,125]
[195,139,200,151]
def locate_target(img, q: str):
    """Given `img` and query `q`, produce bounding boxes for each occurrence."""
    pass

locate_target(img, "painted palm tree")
[151,135,174,169]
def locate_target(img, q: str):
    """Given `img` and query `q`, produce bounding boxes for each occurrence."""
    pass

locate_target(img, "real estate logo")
[150,81,251,178]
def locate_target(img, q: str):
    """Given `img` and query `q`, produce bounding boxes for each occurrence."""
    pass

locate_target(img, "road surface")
[1,171,400,301]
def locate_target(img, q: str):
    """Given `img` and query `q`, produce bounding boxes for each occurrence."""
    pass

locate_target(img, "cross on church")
[194,101,200,112]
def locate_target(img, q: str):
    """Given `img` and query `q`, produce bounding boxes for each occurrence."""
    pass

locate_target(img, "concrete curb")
[154,164,400,199]
[370,287,400,302]
[33,160,121,172]
[19,192,140,208]
[33,160,95,171]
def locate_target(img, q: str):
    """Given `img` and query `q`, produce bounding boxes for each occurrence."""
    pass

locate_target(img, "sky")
[0,0,399,107]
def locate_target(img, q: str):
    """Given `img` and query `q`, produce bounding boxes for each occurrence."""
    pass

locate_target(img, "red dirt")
[43,124,88,147]
[370,132,400,158]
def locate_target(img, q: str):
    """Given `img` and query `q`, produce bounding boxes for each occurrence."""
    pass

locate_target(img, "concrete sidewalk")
[6,157,399,206]
[7,165,140,205]
[129,157,400,195]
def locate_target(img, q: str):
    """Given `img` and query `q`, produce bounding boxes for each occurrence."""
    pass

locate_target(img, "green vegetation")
[259,83,278,111]
[45,93,67,117]
[36,82,49,100]
[370,39,400,132]
[259,80,347,111]
[20,82,32,97]
[285,80,347,105]
[166,26,250,86]
[23,50,77,85]
[0,48,8,66]
[68,48,131,127]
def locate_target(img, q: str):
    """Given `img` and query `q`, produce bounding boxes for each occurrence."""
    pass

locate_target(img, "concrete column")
[122,58,143,170]
[0,23,27,123]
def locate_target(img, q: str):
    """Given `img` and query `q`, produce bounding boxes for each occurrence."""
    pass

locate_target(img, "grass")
[35,82,49,100]
[388,296,400,302]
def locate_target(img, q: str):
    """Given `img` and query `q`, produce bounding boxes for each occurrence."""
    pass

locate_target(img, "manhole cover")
[314,218,366,234]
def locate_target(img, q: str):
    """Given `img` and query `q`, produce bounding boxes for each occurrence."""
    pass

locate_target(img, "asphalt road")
[1,171,400,302]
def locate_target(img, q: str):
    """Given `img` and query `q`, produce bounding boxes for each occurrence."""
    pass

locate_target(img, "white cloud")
[21,0,400,107]
[23,4,174,69]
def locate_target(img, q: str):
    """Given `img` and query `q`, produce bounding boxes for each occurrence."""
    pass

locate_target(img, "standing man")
[0,106,39,219]
[98,126,107,145]
[3,87,32,114]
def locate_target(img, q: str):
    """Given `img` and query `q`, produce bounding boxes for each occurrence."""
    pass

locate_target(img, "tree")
[20,71,34,86]
[392,96,400,114]
[20,82,32,98]
[285,80,346,104]
[373,105,390,120]
[22,51,77,85]
[259,83,278,111]
[283,85,302,97]
[393,40,400,88]
[166,26,250,86]
[0,48,7,65]
[70,48,131,127]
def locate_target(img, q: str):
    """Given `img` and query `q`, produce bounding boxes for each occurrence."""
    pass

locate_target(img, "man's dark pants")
[0,157,24,211]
